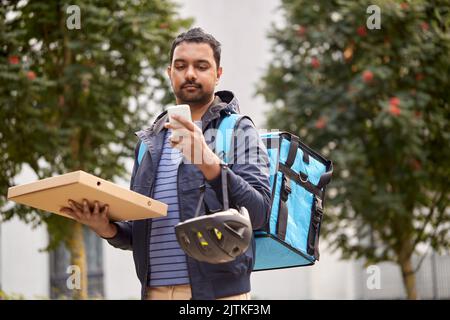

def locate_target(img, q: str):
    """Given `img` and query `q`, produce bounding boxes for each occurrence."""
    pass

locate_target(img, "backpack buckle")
[281,176,291,202]
[314,197,323,222]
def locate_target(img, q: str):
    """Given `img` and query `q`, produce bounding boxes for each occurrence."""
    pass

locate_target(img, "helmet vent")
[224,221,246,239]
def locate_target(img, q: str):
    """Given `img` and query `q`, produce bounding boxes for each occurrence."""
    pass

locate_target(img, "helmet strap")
[194,184,206,218]
[194,163,230,218]
[221,163,229,211]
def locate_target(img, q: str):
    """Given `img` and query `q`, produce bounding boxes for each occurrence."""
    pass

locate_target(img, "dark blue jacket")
[106,91,271,299]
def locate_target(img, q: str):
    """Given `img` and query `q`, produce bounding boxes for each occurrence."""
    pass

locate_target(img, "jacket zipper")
[177,159,196,300]
[142,136,162,299]
[184,123,213,299]
[177,121,211,300]
[142,183,153,299]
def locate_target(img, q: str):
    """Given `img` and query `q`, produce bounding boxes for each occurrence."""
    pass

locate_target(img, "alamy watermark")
[164,127,279,176]
[366,265,381,290]
[66,5,81,30]
[366,5,381,30]
[66,265,81,290]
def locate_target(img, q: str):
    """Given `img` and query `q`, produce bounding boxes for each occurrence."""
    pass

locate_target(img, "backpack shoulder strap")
[216,113,244,163]
[137,141,147,166]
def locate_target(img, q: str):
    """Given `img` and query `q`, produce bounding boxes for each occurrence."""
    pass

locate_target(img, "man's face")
[167,41,222,106]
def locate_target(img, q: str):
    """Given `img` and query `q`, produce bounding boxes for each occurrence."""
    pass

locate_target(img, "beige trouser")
[146,284,251,300]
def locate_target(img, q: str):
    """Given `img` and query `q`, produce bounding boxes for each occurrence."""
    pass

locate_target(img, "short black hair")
[169,27,221,69]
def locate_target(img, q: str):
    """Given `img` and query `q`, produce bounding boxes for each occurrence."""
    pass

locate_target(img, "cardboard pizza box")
[7,170,167,221]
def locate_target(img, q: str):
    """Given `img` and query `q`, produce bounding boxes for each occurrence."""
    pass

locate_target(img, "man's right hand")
[60,199,117,239]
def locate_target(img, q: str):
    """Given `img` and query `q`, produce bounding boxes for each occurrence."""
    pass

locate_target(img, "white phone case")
[167,104,192,140]
[167,104,192,123]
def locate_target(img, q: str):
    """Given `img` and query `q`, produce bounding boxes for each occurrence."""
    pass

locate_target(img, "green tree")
[1,0,191,299]
[258,0,449,299]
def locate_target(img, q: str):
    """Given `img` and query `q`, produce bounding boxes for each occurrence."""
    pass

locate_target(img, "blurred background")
[0,0,449,300]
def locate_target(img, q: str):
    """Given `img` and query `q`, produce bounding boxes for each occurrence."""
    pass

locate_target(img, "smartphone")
[167,104,192,125]
[167,104,192,140]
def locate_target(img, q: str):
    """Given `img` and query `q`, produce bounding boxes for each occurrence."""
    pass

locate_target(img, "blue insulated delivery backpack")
[137,112,333,271]
[216,114,333,271]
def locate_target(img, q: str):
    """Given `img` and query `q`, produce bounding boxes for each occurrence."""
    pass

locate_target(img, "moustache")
[181,82,201,89]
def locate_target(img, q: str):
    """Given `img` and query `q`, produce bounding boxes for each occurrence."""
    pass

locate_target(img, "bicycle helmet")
[175,164,252,264]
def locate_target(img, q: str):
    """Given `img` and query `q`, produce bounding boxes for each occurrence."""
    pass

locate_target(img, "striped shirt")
[148,121,201,287]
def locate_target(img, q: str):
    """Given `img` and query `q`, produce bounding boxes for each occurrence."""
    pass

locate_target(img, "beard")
[174,82,214,106]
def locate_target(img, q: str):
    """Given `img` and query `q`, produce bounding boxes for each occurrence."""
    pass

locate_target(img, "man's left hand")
[164,114,221,180]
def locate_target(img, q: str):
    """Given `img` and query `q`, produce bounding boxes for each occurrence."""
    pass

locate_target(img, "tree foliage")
[1,0,191,247]
[259,0,449,298]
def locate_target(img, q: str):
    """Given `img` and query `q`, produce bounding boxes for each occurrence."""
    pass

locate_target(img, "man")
[60,28,271,300]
